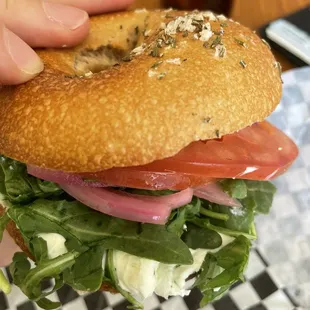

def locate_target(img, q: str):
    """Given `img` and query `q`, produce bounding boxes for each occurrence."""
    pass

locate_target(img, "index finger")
[47,0,135,15]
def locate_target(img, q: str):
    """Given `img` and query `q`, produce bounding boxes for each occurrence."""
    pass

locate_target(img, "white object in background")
[266,19,310,65]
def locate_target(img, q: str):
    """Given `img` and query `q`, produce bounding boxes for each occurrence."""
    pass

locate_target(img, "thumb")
[0,23,44,85]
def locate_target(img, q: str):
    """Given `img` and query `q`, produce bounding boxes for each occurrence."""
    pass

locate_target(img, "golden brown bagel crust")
[0,206,33,260]
[0,10,282,172]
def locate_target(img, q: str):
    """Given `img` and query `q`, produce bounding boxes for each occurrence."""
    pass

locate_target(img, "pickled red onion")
[193,183,241,207]
[59,184,193,224]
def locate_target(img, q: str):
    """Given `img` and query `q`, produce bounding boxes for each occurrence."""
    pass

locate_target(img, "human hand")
[0,0,134,85]
[0,230,20,268]
[0,0,134,266]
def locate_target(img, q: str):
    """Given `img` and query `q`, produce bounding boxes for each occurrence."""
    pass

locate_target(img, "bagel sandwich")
[0,9,299,309]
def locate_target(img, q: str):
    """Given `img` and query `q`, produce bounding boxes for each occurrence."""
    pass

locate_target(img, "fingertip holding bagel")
[0,9,282,172]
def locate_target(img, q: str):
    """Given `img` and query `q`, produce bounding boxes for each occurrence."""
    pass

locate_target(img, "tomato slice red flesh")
[81,121,298,190]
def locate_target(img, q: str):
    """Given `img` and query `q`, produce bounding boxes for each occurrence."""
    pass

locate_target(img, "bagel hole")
[74,45,128,74]
[74,27,142,75]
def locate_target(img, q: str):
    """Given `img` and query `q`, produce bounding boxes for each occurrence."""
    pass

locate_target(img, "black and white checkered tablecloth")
[1,66,309,310]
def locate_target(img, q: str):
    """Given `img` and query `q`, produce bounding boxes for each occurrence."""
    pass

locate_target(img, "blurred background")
[131,0,310,72]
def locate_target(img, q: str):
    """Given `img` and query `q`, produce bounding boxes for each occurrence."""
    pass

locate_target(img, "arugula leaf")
[10,251,68,309]
[186,183,270,240]
[200,207,229,221]
[218,237,251,266]
[194,254,219,288]
[22,252,77,298]
[0,212,10,241]
[197,236,251,307]
[10,252,31,286]
[30,237,49,263]
[10,251,78,309]
[205,220,256,240]
[101,223,193,265]
[182,224,222,249]
[200,285,230,304]
[37,298,62,310]
[36,179,63,195]
[220,179,276,215]
[8,205,85,253]
[189,217,256,240]
[207,200,256,237]
[8,200,193,265]
[0,156,62,203]
[108,250,143,310]
[243,181,276,214]
[35,277,64,310]
[221,179,247,199]
[64,246,105,291]
[204,236,250,288]
[167,197,201,236]
[11,231,104,308]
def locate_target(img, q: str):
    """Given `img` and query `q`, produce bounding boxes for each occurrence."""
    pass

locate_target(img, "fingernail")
[43,2,88,30]
[4,27,44,75]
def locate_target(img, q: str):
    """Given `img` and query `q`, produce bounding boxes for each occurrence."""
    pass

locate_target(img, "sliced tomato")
[82,169,215,190]
[81,121,298,190]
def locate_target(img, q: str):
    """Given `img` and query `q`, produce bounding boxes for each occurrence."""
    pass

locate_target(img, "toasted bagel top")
[0,10,282,172]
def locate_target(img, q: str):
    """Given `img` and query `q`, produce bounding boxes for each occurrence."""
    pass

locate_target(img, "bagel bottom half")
[0,206,32,260]
[0,205,117,294]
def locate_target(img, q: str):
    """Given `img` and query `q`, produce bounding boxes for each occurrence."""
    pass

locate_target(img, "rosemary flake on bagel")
[240,59,247,68]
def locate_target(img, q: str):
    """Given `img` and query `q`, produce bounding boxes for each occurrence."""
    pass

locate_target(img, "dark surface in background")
[163,0,233,15]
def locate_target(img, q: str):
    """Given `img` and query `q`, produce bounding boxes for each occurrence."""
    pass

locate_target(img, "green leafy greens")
[182,224,222,250]
[0,156,63,203]
[0,155,276,309]
[167,197,201,236]
[63,246,105,292]
[196,236,251,306]
[10,251,77,309]
[8,200,193,265]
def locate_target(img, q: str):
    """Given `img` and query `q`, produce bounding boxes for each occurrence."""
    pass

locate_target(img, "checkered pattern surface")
[1,67,309,310]
[0,252,301,310]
